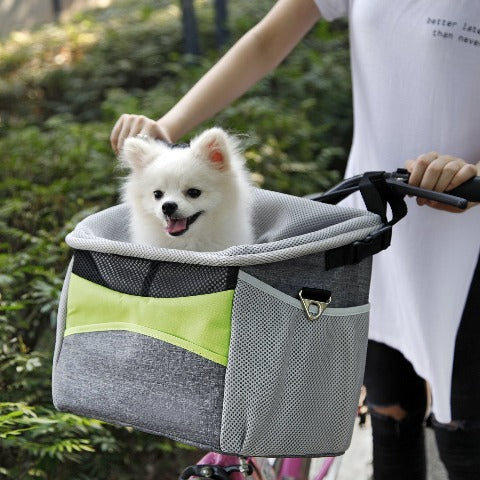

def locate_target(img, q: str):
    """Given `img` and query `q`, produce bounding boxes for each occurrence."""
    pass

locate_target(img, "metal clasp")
[298,289,331,321]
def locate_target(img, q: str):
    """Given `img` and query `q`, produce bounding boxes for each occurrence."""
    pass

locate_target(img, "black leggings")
[364,253,480,480]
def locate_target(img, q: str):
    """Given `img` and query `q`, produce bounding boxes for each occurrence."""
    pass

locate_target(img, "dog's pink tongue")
[166,217,187,234]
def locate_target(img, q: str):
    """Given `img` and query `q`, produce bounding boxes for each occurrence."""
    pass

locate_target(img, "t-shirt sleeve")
[312,0,349,20]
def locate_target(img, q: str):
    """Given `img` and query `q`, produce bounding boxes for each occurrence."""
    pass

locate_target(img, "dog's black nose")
[162,202,178,216]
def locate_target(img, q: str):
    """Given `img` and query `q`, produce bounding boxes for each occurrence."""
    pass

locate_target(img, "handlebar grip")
[448,176,480,203]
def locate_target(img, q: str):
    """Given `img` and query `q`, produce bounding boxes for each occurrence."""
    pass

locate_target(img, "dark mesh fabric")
[72,250,238,298]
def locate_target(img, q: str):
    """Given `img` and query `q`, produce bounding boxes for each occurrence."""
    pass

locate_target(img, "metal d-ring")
[298,289,331,321]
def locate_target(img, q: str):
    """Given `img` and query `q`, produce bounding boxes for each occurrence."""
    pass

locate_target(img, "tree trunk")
[52,0,62,20]
[180,0,201,55]
[214,0,229,49]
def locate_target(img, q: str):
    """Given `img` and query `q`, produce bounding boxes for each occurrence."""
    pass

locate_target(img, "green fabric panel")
[65,273,233,366]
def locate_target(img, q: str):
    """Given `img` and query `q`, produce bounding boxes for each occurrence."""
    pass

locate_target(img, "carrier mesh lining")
[65,189,383,266]
[221,274,368,456]
[72,250,238,297]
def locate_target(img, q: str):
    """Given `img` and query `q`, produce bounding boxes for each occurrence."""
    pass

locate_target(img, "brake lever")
[386,169,469,209]
[386,179,469,209]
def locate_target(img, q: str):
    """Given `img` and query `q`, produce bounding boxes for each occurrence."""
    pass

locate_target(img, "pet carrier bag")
[53,186,388,457]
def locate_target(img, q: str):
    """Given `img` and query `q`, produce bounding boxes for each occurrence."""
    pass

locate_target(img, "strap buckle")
[325,224,392,270]
[351,224,392,263]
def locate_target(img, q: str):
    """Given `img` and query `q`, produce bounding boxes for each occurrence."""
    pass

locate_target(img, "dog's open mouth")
[165,211,203,236]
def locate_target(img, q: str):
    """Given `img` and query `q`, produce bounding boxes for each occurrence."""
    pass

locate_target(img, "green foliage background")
[0,1,352,478]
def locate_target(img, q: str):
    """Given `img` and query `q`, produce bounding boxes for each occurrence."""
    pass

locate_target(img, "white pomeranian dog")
[119,127,254,252]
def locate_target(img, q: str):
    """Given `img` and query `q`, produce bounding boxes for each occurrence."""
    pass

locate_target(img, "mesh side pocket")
[220,271,369,457]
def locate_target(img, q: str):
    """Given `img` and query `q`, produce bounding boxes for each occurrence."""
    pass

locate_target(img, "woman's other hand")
[405,152,479,212]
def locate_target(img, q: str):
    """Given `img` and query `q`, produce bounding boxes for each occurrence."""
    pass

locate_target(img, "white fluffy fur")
[119,127,254,252]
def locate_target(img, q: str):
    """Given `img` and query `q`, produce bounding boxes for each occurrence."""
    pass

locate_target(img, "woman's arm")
[111,0,321,151]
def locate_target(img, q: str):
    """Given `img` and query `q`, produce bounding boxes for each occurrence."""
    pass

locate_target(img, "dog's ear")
[191,128,234,171]
[119,137,158,171]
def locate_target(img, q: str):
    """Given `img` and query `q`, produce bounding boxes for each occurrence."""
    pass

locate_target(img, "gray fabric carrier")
[52,188,382,457]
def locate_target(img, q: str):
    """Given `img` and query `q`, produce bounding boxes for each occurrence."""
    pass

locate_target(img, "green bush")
[0,0,352,478]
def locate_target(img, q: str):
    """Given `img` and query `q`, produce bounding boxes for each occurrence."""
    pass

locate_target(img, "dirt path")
[0,0,111,39]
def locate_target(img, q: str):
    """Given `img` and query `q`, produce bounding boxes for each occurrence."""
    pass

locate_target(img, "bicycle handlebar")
[306,169,480,268]
[314,169,480,209]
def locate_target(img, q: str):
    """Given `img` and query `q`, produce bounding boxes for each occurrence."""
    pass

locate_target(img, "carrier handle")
[309,171,409,222]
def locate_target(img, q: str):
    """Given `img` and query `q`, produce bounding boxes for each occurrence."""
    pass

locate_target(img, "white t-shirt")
[313,0,480,423]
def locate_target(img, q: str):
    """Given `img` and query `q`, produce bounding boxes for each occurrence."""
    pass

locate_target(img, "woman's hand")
[110,114,172,154]
[405,152,479,212]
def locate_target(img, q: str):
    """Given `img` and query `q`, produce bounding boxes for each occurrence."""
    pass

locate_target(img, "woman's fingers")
[405,152,478,212]
[431,159,462,192]
[110,114,172,153]
[110,114,126,153]
[117,116,137,151]
[406,151,439,188]
[445,163,478,191]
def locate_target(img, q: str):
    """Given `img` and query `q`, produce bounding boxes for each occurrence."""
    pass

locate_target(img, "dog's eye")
[186,188,202,198]
[153,190,163,200]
